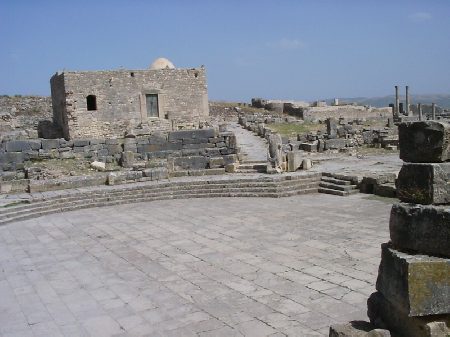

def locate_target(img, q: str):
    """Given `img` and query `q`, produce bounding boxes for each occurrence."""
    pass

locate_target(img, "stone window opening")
[86,95,97,111]
[130,72,135,77]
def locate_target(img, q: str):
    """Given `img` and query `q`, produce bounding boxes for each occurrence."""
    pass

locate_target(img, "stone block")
[0,152,24,169]
[329,321,390,337]
[399,121,450,162]
[390,203,450,257]
[225,163,237,173]
[60,151,75,159]
[287,151,302,172]
[368,291,450,337]
[124,171,142,181]
[326,118,338,138]
[120,151,134,168]
[59,139,73,147]
[106,144,122,155]
[41,139,59,150]
[300,141,318,152]
[148,132,168,144]
[168,128,217,142]
[97,149,108,157]
[173,156,208,170]
[151,167,168,181]
[89,139,105,145]
[182,137,210,144]
[325,138,347,150]
[123,138,137,152]
[28,174,106,193]
[373,184,396,198]
[182,142,212,149]
[396,163,450,205]
[204,148,221,156]
[105,138,120,145]
[73,139,90,147]
[302,159,312,170]
[222,154,237,165]
[6,140,41,152]
[181,149,201,156]
[208,157,224,169]
[376,243,450,316]
[73,146,87,153]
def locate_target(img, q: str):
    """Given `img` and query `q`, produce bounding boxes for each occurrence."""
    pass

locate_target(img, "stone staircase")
[235,161,267,173]
[0,173,322,225]
[318,172,359,196]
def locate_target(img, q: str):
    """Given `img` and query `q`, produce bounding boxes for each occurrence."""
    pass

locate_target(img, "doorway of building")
[146,94,159,118]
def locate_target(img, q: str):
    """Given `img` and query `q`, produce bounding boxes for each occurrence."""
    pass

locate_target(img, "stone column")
[395,85,399,117]
[432,103,436,120]
[405,85,410,116]
[418,103,422,121]
[330,121,450,337]
[367,121,450,336]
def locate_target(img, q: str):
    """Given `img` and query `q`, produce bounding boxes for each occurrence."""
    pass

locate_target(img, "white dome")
[149,57,175,70]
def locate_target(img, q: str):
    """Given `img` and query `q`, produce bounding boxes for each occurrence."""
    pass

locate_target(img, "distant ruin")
[251,97,392,122]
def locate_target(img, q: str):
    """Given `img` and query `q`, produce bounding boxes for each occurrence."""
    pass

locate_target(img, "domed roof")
[149,57,175,70]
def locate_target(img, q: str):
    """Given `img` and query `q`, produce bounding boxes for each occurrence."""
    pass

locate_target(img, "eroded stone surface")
[396,162,450,205]
[368,292,450,337]
[389,203,450,257]
[398,121,450,163]
[376,243,450,316]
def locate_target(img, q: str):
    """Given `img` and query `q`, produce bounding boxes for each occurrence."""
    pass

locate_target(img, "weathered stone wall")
[0,128,237,174]
[0,95,53,139]
[51,67,209,139]
[302,106,392,122]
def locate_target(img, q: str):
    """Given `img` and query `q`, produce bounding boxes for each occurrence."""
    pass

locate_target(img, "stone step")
[0,186,320,225]
[0,177,322,225]
[319,181,357,192]
[321,176,352,185]
[0,176,322,216]
[322,172,359,185]
[236,162,267,173]
[318,187,359,197]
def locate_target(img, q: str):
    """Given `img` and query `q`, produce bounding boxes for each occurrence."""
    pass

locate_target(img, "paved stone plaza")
[0,194,392,337]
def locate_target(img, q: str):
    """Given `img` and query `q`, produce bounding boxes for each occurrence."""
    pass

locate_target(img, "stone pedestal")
[330,121,450,337]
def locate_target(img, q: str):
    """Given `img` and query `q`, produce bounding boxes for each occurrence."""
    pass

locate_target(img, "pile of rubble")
[297,118,398,153]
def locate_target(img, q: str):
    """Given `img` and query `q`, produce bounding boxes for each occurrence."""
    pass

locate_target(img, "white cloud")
[408,12,432,22]
[268,38,305,51]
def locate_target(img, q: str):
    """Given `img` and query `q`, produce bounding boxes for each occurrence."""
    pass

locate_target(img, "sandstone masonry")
[50,67,209,139]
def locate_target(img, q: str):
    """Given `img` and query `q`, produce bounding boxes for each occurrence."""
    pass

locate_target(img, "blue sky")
[1,0,449,101]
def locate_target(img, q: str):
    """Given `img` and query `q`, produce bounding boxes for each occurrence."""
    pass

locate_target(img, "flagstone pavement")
[0,193,392,337]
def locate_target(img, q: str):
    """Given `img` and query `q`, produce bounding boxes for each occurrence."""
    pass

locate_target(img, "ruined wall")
[51,67,209,139]
[0,128,237,175]
[0,95,53,140]
[302,106,392,122]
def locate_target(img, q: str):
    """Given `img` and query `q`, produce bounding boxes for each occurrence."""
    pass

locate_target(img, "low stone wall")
[0,128,238,190]
[302,106,392,122]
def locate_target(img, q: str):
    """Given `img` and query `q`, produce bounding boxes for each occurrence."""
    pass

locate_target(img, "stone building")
[50,58,209,139]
